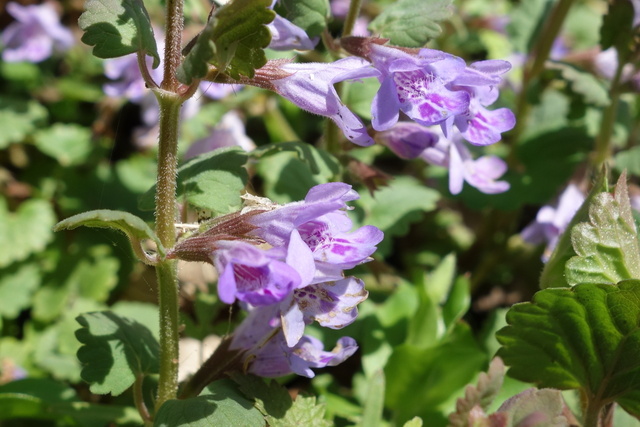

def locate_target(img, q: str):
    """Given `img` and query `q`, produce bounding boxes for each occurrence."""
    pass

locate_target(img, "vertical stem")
[154,93,182,410]
[162,0,184,92]
[584,399,603,427]
[154,0,185,409]
[511,0,576,145]
[592,58,625,168]
[342,0,363,37]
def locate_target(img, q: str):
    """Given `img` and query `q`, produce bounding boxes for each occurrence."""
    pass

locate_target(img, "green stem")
[342,0,363,37]
[584,399,603,427]
[133,373,152,426]
[162,0,184,92]
[511,0,576,145]
[592,57,625,168]
[153,91,183,409]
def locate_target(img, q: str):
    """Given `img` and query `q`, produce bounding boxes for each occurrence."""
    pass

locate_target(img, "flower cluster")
[172,183,383,377]
[226,38,515,194]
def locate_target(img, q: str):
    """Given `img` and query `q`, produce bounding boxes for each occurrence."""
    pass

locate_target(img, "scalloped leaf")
[231,373,292,422]
[75,311,160,396]
[153,379,264,427]
[600,0,635,60]
[139,147,248,216]
[497,280,640,417]
[0,199,56,268]
[54,209,164,258]
[278,0,328,37]
[565,174,640,285]
[355,176,439,256]
[177,0,274,84]
[79,0,159,67]
[368,0,453,47]
[539,171,607,289]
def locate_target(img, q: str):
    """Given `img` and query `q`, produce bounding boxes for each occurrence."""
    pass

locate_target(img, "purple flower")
[420,127,510,195]
[375,121,439,159]
[212,240,302,306]
[230,305,358,378]
[268,15,319,51]
[185,111,255,160]
[199,81,243,99]
[521,184,585,262]
[365,45,469,131]
[280,276,368,346]
[271,57,377,146]
[1,2,74,63]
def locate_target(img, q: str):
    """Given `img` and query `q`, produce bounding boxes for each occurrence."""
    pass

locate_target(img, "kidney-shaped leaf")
[75,311,160,396]
[497,280,640,416]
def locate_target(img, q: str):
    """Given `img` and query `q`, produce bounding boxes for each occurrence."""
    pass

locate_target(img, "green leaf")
[255,144,340,203]
[177,0,274,84]
[0,262,41,319]
[565,175,640,285]
[497,280,640,416]
[547,62,610,107]
[78,0,159,67]
[33,245,118,322]
[0,378,140,424]
[355,176,439,256]
[600,0,635,59]
[0,199,56,268]
[278,0,328,37]
[275,395,332,427]
[360,370,385,427]
[368,0,453,47]
[231,373,293,422]
[33,123,93,166]
[0,97,48,148]
[75,311,160,395]
[540,170,608,289]
[54,209,164,258]
[615,146,640,176]
[385,324,487,423]
[154,379,265,427]
[140,146,248,216]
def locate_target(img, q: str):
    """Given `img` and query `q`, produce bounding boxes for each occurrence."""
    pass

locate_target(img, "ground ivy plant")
[0,0,639,425]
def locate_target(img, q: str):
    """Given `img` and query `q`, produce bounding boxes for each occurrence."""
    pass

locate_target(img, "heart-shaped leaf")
[79,0,159,67]
[75,311,160,396]
[497,280,640,417]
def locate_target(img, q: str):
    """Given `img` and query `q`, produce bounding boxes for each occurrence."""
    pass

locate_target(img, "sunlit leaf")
[33,123,93,167]
[140,146,248,216]
[497,280,640,417]
[177,0,274,84]
[566,174,640,285]
[369,0,453,47]
[79,0,159,67]
[0,263,40,319]
[54,209,164,258]
[0,98,48,149]
[0,199,56,269]
[76,311,160,395]
[278,0,328,37]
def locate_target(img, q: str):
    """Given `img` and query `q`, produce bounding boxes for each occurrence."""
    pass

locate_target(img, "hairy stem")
[154,91,183,409]
[162,0,184,92]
